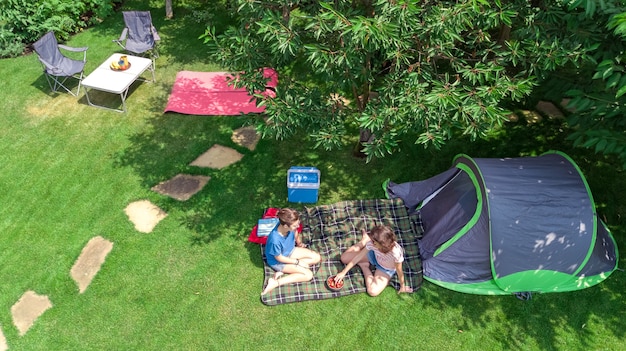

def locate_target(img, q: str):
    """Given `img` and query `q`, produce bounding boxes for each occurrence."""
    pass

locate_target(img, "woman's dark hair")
[277,208,299,226]
[369,225,396,253]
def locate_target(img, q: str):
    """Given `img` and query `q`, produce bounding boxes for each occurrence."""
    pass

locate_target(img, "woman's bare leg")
[261,264,314,295]
[341,229,371,264]
[366,270,391,297]
[291,247,321,267]
[261,277,280,295]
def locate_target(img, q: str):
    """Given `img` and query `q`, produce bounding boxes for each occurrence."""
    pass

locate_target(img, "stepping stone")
[231,126,261,151]
[70,236,114,294]
[151,174,210,201]
[125,200,168,232]
[0,325,6,351]
[11,291,52,336]
[535,101,564,119]
[189,144,243,169]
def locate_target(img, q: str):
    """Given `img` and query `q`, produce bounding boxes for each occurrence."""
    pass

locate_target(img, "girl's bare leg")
[292,247,321,267]
[341,229,371,264]
[261,265,314,295]
[366,270,391,297]
[261,277,280,295]
[359,261,373,277]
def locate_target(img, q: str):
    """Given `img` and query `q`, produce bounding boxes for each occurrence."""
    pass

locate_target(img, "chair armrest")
[58,44,88,52]
[58,44,88,61]
[151,26,161,41]
[116,28,128,42]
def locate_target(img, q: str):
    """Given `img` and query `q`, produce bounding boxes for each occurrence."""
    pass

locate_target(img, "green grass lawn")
[0,1,624,350]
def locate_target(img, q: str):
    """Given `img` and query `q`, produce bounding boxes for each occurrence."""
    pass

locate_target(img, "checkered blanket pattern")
[260,198,423,306]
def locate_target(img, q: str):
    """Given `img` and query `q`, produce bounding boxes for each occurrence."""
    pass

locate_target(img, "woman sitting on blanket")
[334,225,413,296]
[261,208,321,295]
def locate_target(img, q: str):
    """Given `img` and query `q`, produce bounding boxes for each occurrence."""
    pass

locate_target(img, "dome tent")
[386,151,618,295]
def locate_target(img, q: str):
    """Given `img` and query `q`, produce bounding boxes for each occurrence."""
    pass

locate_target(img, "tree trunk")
[498,25,511,45]
[352,128,372,158]
[165,0,173,19]
[352,91,378,158]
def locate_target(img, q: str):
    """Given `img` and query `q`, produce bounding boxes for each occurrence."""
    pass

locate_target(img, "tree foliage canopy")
[204,0,625,162]
[559,1,626,168]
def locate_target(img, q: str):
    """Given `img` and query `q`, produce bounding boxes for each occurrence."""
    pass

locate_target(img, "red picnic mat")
[164,68,277,115]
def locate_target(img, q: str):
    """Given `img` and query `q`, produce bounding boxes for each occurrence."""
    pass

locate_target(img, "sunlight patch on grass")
[24,94,85,125]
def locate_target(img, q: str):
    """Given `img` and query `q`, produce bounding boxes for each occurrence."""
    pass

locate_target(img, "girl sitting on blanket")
[334,225,413,296]
[261,208,321,295]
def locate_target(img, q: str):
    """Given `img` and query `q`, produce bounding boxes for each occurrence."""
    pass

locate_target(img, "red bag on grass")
[248,208,303,244]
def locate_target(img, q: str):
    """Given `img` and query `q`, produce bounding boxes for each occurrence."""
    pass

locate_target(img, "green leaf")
[602,65,614,80]
[567,0,584,10]
[595,138,608,153]
[606,72,622,89]
[582,137,599,148]
[565,89,584,97]
[598,59,614,69]
[585,0,596,17]
[616,84,626,98]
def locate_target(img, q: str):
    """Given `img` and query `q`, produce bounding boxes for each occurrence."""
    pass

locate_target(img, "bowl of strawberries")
[326,275,344,292]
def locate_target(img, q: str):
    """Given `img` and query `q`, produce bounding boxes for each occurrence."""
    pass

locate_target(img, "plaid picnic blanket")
[260,198,423,306]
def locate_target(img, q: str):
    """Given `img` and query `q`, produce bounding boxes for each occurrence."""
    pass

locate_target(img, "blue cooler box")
[287,166,320,203]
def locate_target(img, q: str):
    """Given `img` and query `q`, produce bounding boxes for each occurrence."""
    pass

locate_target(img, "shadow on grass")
[419,267,625,350]
[115,109,626,242]
[29,74,83,97]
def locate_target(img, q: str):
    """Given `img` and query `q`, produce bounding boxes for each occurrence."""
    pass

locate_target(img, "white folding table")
[81,53,155,113]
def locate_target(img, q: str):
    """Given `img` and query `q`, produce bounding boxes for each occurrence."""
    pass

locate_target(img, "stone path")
[151,174,211,201]
[124,200,168,233]
[149,126,258,202]
[4,126,261,349]
[189,144,243,169]
[0,325,7,351]
[11,291,52,336]
[70,236,114,294]
[231,126,261,151]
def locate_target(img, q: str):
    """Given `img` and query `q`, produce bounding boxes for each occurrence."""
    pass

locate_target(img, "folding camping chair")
[113,11,160,66]
[32,31,88,96]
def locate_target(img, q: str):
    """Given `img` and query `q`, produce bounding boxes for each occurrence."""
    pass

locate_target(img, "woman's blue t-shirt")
[265,226,296,266]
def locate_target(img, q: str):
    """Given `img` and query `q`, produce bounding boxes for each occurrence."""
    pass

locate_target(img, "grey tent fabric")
[387,168,458,214]
[409,169,492,284]
[32,31,88,96]
[114,11,160,58]
[475,155,594,278]
[386,151,619,295]
[579,221,618,276]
